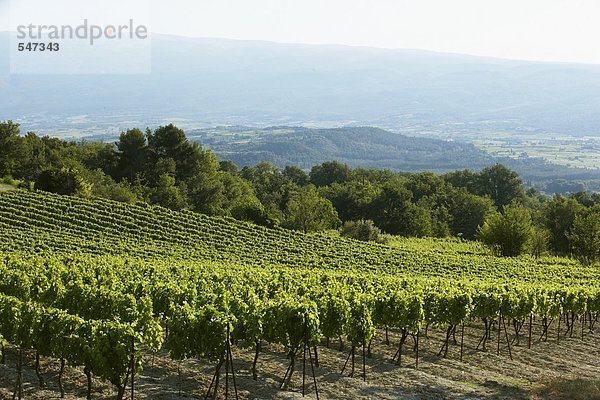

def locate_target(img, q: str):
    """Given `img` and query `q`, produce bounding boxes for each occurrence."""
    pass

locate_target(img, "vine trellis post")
[204,324,238,400]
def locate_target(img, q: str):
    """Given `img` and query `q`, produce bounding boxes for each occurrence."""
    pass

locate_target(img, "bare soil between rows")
[1,318,599,399]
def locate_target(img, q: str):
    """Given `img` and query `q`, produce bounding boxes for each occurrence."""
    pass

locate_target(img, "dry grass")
[532,379,600,400]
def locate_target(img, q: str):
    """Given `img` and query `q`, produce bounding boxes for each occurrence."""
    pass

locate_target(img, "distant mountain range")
[2,32,600,136]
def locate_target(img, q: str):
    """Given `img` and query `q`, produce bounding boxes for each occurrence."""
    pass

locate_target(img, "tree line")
[1,121,598,263]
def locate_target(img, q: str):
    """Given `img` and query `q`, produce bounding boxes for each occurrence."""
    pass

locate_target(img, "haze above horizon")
[2,0,600,65]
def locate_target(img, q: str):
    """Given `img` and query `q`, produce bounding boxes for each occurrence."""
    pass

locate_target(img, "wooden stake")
[131,338,135,400]
[497,316,501,356]
[460,322,465,362]
[302,328,306,397]
[227,327,239,400]
[415,330,419,370]
[308,345,320,400]
[528,314,532,349]
[362,343,366,382]
[502,316,513,360]
[557,313,561,344]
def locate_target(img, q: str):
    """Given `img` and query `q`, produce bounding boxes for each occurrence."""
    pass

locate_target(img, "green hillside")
[0,190,596,286]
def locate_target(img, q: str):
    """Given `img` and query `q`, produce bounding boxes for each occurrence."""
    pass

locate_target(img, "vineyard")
[0,190,599,399]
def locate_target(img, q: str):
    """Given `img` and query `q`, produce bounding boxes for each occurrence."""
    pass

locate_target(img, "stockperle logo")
[9,0,151,74]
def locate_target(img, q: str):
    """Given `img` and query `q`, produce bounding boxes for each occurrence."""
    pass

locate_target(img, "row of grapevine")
[0,190,597,287]
[1,253,599,397]
[0,191,598,397]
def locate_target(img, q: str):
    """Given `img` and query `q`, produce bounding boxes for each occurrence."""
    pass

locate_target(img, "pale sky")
[3,0,600,64]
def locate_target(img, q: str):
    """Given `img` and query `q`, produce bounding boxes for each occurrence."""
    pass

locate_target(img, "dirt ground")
[1,318,599,400]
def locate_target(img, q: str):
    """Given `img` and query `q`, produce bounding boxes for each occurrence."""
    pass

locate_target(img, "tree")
[476,164,524,209]
[477,203,534,257]
[241,162,294,223]
[20,132,49,180]
[35,167,92,198]
[427,201,451,238]
[0,121,26,177]
[86,169,139,203]
[218,172,267,224]
[309,161,351,187]
[447,188,495,239]
[541,195,585,254]
[40,136,68,166]
[402,202,435,237]
[570,191,597,207]
[230,196,268,225]
[284,185,340,233]
[523,187,546,212]
[152,158,177,182]
[147,124,187,159]
[219,160,239,174]
[406,172,448,203]
[176,142,218,182]
[149,174,188,210]
[116,128,148,183]
[369,182,410,234]
[241,162,287,202]
[322,180,380,222]
[184,169,267,224]
[369,183,432,237]
[74,142,118,175]
[283,165,309,186]
[443,169,478,193]
[185,173,224,215]
[147,124,218,182]
[404,173,453,237]
[530,229,550,259]
[569,206,600,265]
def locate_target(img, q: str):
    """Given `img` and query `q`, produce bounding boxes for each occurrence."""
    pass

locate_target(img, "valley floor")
[2,318,599,400]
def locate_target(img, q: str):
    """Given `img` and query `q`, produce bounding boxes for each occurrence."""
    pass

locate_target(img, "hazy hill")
[193,126,492,171]
[191,126,600,189]
[2,33,600,136]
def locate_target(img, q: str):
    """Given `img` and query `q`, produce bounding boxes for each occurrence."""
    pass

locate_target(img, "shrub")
[477,203,534,257]
[341,219,388,243]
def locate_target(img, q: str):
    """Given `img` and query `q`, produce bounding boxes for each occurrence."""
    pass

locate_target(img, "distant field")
[466,133,600,170]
